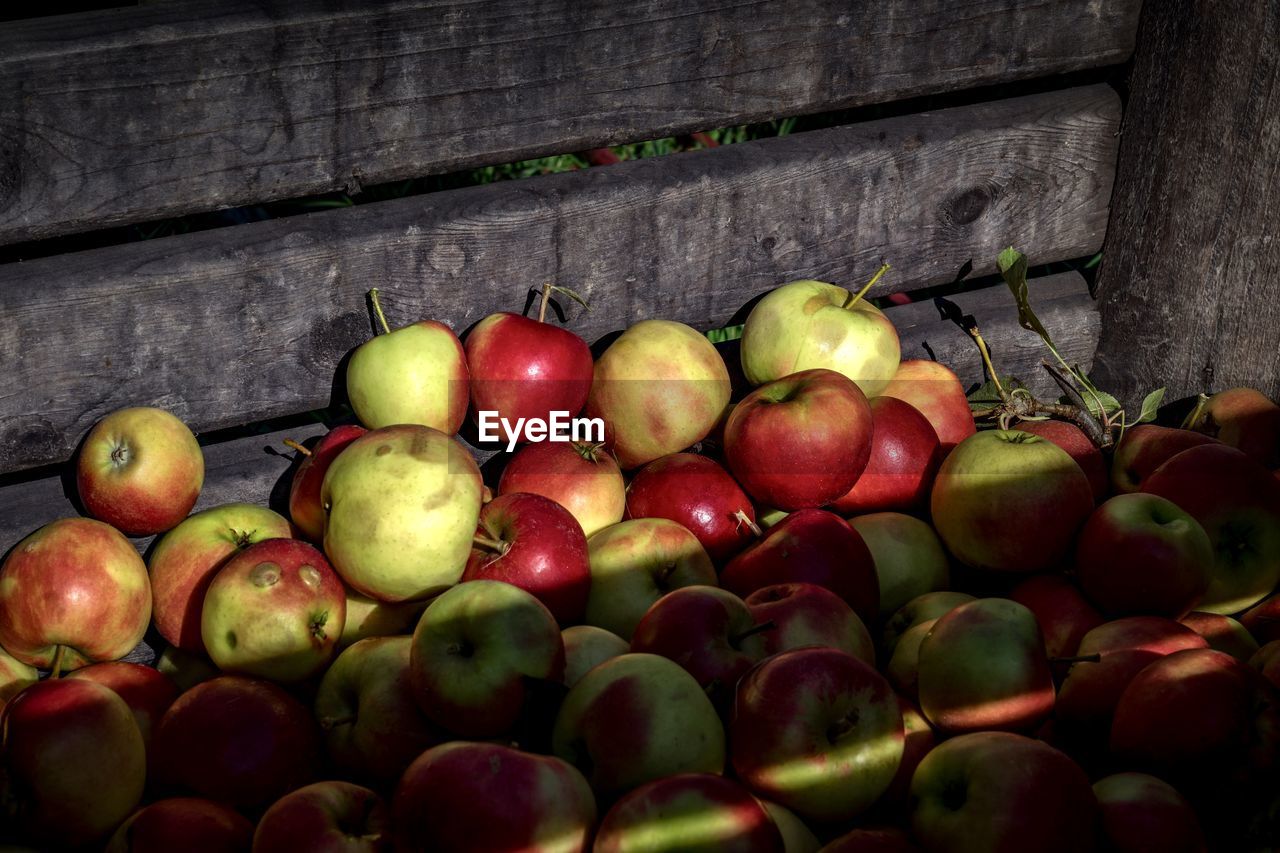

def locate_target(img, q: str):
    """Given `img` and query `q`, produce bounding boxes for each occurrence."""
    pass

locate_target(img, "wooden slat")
[0,271,1098,554]
[0,0,1142,244]
[0,85,1120,474]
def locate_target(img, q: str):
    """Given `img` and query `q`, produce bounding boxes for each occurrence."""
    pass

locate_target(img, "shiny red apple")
[625,452,757,564]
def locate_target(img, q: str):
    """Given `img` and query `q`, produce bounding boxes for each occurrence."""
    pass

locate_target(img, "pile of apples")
[2,275,1279,853]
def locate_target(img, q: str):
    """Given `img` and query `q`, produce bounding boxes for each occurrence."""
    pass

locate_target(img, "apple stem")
[841,263,891,309]
[968,324,1006,399]
[730,620,776,646]
[282,438,312,457]
[368,288,392,336]
[319,715,356,730]
[1047,653,1102,665]
[538,281,552,324]
[733,509,763,539]
[49,645,66,679]
[473,533,510,555]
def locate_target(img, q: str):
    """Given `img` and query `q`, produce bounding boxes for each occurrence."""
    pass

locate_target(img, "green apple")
[759,801,819,853]
[585,519,718,640]
[882,591,976,660]
[339,589,427,649]
[562,625,630,688]
[848,512,950,618]
[739,279,900,396]
[345,289,469,433]
[322,425,484,602]
[0,645,36,712]
[154,645,219,693]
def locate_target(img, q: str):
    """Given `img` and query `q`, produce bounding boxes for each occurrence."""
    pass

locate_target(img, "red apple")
[1251,640,1280,689]
[1109,424,1218,494]
[105,798,255,853]
[461,492,590,624]
[829,396,940,515]
[286,425,366,541]
[1179,610,1260,662]
[731,647,903,822]
[1093,772,1206,853]
[1241,592,1280,646]
[725,369,873,510]
[1142,443,1280,613]
[76,406,204,536]
[1186,387,1280,470]
[721,509,879,625]
[201,538,346,682]
[625,453,758,564]
[498,440,626,536]
[743,582,874,666]
[152,675,321,812]
[253,781,389,853]
[1,678,145,848]
[909,732,1098,853]
[1014,419,1107,503]
[1075,493,1212,618]
[393,741,596,852]
[821,828,920,852]
[595,774,783,853]
[67,661,179,748]
[1009,574,1104,665]
[871,698,936,820]
[0,517,151,670]
[465,310,594,446]
[877,359,976,453]
[148,503,294,653]
[930,430,1093,573]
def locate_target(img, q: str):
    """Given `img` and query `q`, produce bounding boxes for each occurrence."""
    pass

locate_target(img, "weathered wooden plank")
[1092,0,1280,407]
[0,272,1098,553]
[0,85,1120,474]
[0,0,1142,244]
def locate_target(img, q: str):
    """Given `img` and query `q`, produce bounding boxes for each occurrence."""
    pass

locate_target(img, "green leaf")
[1074,390,1122,420]
[547,285,591,312]
[1136,387,1166,424]
[706,325,744,344]
[967,376,1023,413]
[997,247,1054,345]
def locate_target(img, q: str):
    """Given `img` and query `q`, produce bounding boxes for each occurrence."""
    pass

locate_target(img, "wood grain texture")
[0,0,1140,244]
[1092,0,1280,407]
[0,85,1120,474]
[0,272,1097,554]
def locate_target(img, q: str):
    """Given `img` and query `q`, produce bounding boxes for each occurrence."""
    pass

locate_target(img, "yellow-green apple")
[759,802,819,853]
[930,430,1093,572]
[1075,494,1212,618]
[830,396,939,515]
[721,509,879,625]
[1093,772,1206,853]
[464,309,593,446]
[730,647,903,822]
[498,440,625,536]
[252,781,389,853]
[552,653,725,798]
[1110,648,1266,787]
[820,828,919,852]
[0,679,145,848]
[744,582,874,666]
[1179,611,1260,661]
[916,598,1055,734]
[75,406,204,536]
[1251,640,1280,688]
[1241,592,1280,646]
[739,279,900,396]
[878,359,975,453]
[338,590,426,650]
[870,699,936,821]
[1185,387,1280,469]
[1110,424,1217,494]
[0,647,35,714]
[462,492,590,624]
[67,661,178,749]
[586,319,731,469]
[152,675,320,812]
[756,505,790,529]
[1056,617,1208,739]
[154,645,219,693]
[104,798,254,853]
[322,425,483,602]
[848,512,950,619]
[344,294,468,433]
[630,585,771,711]
[408,579,564,737]
[393,741,596,852]
[286,425,366,541]
[562,624,630,688]
[0,517,150,670]
[584,518,717,640]
[594,774,784,853]
[1013,418,1107,503]
[724,369,873,510]
[315,636,445,787]
[1142,443,1280,613]
[909,732,1098,853]
[624,453,758,564]
[886,618,937,700]
[1008,575,1103,675]
[881,591,976,660]
[148,502,293,653]
[201,538,345,682]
